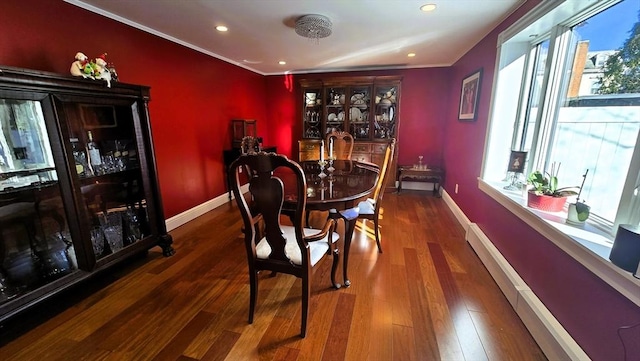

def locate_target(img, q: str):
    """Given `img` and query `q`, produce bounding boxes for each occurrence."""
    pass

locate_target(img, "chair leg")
[301,275,310,338]
[330,247,341,289]
[248,271,258,324]
[374,216,382,253]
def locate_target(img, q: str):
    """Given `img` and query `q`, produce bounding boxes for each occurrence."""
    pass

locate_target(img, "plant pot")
[527,191,566,212]
[566,202,590,225]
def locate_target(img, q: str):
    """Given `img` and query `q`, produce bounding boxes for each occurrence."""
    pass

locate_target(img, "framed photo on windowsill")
[458,68,482,121]
[507,150,527,173]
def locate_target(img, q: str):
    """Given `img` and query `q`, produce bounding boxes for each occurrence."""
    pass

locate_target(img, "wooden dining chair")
[228,152,340,338]
[326,130,354,160]
[240,136,261,154]
[340,138,396,253]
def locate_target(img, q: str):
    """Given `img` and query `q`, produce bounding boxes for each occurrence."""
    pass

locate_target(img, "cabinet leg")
[158,234,175,256]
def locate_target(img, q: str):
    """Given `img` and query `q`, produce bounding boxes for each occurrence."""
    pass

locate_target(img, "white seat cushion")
[255,225,339,266]
[357,198,376,215]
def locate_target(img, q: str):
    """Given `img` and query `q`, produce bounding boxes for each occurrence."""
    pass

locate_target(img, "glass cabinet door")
[58,99,149,262]
[325,87,346,135]
[349,86,371,139]
[374,85,398,140]
[303,88,322,139]
[0,98,75,304]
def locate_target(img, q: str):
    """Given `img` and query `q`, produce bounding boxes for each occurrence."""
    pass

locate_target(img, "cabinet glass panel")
[349,86,371,139]
[374,85,398,139]
[61,101,148,260]
[0,99,75,304]
[303,88,322,139]
[325,87,346,135]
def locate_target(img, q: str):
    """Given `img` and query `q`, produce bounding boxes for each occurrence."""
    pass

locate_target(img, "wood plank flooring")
[0,192,546,360]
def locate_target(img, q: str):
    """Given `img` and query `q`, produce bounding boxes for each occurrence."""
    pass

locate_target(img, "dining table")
[280,159,379,287]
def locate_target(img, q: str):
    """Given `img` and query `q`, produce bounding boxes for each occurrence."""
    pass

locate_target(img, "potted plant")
[526,162,578,212]
[566,169,590,225]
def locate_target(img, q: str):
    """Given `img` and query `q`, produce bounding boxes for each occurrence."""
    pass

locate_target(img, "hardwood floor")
[0,192,546,360]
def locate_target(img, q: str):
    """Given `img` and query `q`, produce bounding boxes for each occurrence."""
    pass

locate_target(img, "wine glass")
[418,156,423,168]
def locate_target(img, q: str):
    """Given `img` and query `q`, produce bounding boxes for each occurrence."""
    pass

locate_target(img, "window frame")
[479,0,640,306]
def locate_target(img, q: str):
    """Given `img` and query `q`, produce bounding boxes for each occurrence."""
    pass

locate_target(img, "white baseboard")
[441,188,471,233]
[165,184,248,232]
[464,222,590,360]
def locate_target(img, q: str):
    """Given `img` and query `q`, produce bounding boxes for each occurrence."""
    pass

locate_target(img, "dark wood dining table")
[281,159,379,287]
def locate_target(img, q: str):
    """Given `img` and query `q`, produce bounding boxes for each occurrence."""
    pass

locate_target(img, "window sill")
[478,178,640,307]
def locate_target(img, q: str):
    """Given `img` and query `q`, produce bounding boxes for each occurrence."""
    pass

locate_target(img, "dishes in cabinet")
[305,93,318,106]
[328,113,337,121]
[351,93,366,106]
[338,111,345,121]
[349,107,362,121]
[306,110,319,124]
[305,128,320,138]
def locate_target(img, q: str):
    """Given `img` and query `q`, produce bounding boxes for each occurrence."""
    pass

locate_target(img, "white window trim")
[479,179,640,307]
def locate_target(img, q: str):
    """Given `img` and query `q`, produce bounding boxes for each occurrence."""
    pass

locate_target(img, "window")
[483,0,640,237]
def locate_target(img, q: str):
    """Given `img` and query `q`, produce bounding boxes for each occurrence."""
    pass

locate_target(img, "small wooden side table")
[397,166,444,197]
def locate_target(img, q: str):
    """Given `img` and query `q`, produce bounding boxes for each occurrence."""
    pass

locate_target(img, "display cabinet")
[300,76,400,142]
[0,65,172,322]
[299,76,401,191]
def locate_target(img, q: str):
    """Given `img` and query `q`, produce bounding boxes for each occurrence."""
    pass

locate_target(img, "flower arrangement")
[527,162,578,198]
[69,52,116,87]
[526,162,579,212]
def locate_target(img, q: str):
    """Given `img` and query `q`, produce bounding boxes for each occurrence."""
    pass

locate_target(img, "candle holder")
[318,159,327,178]
[327,157,335,173]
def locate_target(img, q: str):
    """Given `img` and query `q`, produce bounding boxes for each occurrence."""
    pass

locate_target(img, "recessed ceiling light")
[216,25,228,32]
[407,53,416,57]
[420,4,436,12]
[279,61,286,65]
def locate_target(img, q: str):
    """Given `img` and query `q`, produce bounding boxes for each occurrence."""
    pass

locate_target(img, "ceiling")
[66,0,524,75]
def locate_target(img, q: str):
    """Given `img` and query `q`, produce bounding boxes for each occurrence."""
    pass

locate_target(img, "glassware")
[32,232,72,281]
[124,208,142,245]
[99,212,123,254]
[318,159,327,178]
[87,130,102,175]
[71,138,89,176]
[91,227,105,257]
[0,269,20,303]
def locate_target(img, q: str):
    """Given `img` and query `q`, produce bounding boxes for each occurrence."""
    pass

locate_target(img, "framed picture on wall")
[458,68,482,121]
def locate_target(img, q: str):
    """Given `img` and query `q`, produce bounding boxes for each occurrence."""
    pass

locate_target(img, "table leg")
[342,217,358,287]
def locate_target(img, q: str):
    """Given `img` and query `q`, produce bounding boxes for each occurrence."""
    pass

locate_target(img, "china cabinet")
[299,76,401,191]
[0,65,173,322]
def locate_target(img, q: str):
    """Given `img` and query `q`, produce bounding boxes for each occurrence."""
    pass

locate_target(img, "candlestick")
[329,138,333,159]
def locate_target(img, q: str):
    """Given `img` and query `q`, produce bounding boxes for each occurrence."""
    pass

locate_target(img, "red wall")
[443,1,640,360]
[0,0,267,218]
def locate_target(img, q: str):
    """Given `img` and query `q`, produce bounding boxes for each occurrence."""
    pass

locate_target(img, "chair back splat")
[228,152,341,338]
[240,136,261,154]
[326,130,354,160]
